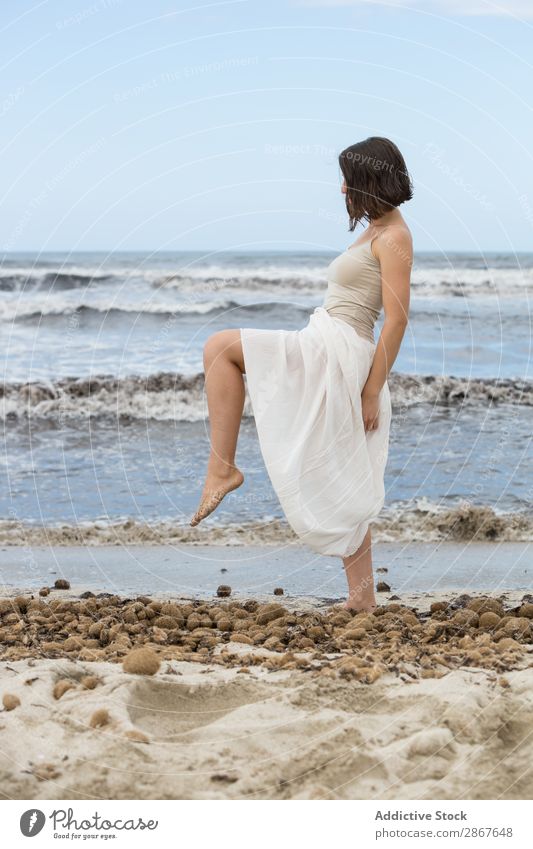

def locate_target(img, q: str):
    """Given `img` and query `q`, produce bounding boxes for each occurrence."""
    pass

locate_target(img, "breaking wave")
[2,255,533,300]
[1,371,531,422]
[0,271,115,292]
[4,299,311,324]
[0,501,531,545]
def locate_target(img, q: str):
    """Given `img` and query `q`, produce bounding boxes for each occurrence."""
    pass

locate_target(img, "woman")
[190,136,413,612]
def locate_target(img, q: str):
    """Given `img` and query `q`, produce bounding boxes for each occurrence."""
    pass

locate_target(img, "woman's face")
[341,176,347,194]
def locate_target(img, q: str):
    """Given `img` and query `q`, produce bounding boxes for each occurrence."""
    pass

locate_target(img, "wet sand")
[0,541,531,599]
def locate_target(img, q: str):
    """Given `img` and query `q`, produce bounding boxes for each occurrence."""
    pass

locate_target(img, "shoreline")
[1,585,532,615]
[1,507,532,547]
[0,541,530,600]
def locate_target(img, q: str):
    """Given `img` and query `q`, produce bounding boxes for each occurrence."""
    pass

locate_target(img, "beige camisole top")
[323,237,383,343]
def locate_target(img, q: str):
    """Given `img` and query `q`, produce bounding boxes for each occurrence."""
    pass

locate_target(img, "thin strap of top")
[323,227,388,343]
[347,225,390,257]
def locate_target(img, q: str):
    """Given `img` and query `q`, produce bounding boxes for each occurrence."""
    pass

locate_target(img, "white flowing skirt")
[240,306,391,558]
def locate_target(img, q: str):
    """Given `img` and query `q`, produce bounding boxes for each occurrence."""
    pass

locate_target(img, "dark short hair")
[339,137,413,230]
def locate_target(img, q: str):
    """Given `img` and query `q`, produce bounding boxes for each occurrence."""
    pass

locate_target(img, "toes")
[190,482,235,528]
[190,510,203,526]
[190,491,224,526]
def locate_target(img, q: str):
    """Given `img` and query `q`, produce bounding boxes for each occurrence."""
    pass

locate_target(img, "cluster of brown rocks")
[0,593,532,683]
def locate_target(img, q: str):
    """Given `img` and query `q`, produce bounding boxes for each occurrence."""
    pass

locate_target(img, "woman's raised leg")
[341,527,377,612]
[190,329,245,526]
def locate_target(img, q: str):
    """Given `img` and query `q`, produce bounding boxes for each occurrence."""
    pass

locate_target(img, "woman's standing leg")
[342,527,377,612]
[190,329,245,526]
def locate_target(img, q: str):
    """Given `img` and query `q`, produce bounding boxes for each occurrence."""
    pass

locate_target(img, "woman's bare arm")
[361,228,412,431]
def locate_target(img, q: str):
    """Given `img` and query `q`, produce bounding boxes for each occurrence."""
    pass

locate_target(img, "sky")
[2,0,533,253]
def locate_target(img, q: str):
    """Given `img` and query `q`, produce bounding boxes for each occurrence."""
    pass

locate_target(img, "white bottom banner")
[1,799,531,848]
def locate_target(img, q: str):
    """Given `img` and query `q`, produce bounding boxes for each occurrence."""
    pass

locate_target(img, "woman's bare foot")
[341,597,377,613]
[340,581,377,613]
[341,528,377,613]
[190,465,244,526]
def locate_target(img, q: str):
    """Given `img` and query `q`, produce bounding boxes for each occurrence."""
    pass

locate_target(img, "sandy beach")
[1,587,532,800]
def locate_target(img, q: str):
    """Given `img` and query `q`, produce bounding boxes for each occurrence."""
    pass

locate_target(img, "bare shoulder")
[373,224,413,267]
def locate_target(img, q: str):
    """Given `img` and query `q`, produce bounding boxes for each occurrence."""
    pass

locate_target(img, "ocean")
[1,249,532,546]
